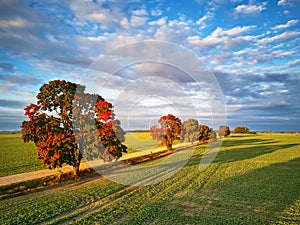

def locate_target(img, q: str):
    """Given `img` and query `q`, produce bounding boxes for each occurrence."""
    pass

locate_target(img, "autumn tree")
[219,125,230,138]
[182,119,199,143]
[232,126,249,134]
[198,125,212,143]
[21,80,127,176]
[210,129,217,142]
[150,114,182,151]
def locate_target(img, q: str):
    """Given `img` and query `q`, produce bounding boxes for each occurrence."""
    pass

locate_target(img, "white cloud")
[210,52,233,65]
[187,25,256,50]
[120,17,130,30]
[154,25,179,41]
[151,9,163,16]
[152,19,193,42]
[132,9,148,16]
[259,31,300,44]
[69,0,125,30]
[286,59,300,66]
[130,16,148,27]
[235,2,267,14]
[279,0,300,7]
[211,26,255,37]
[148,17,167,26]
[187,35,223,49]
[196,12,213,29]
[0,18,29,28]
[278,0,289,6]
[272,19,298,30]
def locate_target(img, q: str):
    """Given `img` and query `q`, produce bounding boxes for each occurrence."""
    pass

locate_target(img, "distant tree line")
[150,115,232,150]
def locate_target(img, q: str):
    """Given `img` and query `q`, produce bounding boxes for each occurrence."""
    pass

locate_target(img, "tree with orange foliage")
[150,114,182,151]
[21,80,127,176]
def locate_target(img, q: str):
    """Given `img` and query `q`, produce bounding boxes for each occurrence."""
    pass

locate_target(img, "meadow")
[0,132,160,177]
[0,133,299,224]
[0,134,44,176]
[123,131,160,152]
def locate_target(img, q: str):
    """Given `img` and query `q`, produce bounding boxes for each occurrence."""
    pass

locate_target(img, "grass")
[0,133,299,224]
[123,132,160,153]
[0,134,44,176]
[0,132,160,176]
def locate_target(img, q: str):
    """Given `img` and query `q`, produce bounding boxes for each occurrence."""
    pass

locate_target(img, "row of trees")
[21,80,251,176]
[150,115,231,151]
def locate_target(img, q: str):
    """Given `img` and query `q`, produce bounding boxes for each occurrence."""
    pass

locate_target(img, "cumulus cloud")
[148,17,167,26]
[234,2,267,14]
[272,19,298,30]
[151,9,163,16]
[131,8,148,16]
[277,0,299,6]
[211,25,255,37]
[195,11,213,29]
[130,15,148,27]
[187,25,255,51]
[259,31,300,44]
[0,0,299,130]
[214,70,300,129]
[286,59,300,66]
[153,19,193,43]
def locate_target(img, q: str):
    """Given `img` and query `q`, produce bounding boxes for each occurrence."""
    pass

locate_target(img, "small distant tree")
[198,125,211,143]
[21,80,127,176]
[182,119,199,143]
[232,126,249,134]
[150,114,182,151]
[219,125,230,138]
[210,129,217,142]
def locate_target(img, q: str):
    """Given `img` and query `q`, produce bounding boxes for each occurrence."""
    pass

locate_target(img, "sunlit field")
[0,133,299,224]
[123,132,160,152]
[0,134,44,176]
[0,132,160,176]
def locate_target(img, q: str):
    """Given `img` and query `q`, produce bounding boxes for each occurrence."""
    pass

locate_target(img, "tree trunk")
[166,142,172,151]
[73,151,82,176]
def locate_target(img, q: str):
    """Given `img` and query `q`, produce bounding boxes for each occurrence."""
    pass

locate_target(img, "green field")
[0,132,160,177]
[123,132,160,152]
[0,133,299,224]
[0,134,44,176]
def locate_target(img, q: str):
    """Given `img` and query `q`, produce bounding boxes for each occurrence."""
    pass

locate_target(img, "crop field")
[123,131,160,152]
[0,133,299,224]
[0,134,44,176]
[0,132,160,176]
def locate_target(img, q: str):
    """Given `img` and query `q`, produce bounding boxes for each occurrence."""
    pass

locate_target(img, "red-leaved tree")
[150,114,182,151]
[198,125,212,143]
[21,80,127,175]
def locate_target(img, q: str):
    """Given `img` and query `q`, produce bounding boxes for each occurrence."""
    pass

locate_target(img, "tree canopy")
[182,119,199,143]
[232,126,250,134]
[21,80,127,175]
[150,114,182,151]
[219,125,231,138]
[198,125,212,143]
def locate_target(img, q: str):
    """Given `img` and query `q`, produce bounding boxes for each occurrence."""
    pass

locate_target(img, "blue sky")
[0,0,299,131]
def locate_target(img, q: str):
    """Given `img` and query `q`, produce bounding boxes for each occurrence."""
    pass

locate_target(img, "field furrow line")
[43,163,181,225]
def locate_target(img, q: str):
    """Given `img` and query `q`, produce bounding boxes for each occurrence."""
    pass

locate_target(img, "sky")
[0,0,299,131]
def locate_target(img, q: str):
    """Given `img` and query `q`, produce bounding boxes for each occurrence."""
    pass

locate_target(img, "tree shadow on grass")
[221,136,277,148]
[212,157,300,224]
[185,142,299,167]
[215,143,299,163]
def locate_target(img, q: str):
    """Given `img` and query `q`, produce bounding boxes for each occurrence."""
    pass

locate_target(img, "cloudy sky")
[0,0,299,131]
